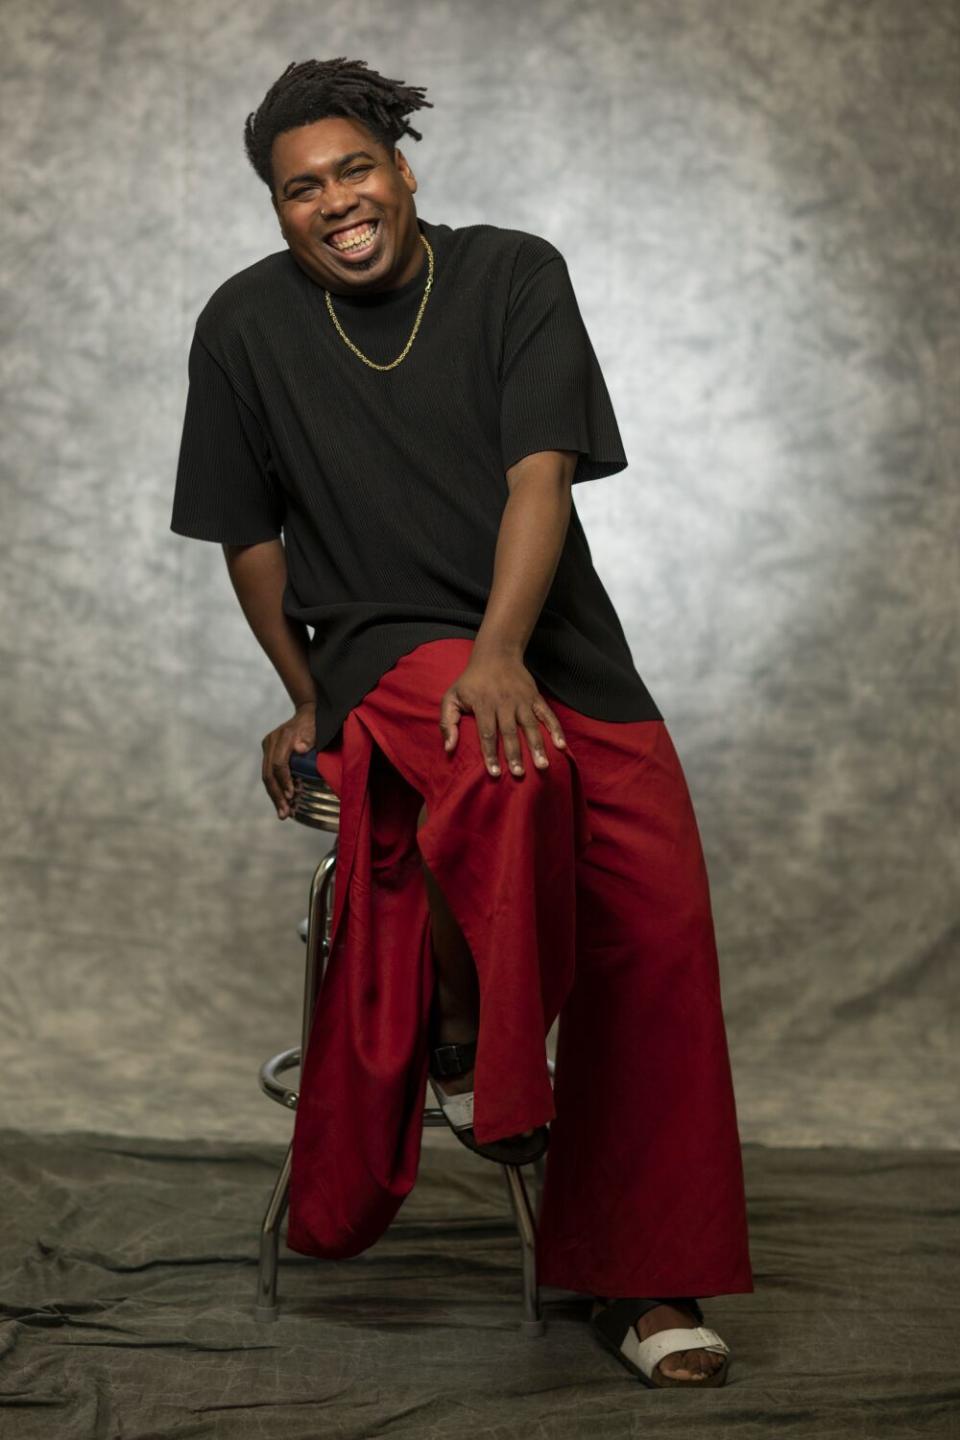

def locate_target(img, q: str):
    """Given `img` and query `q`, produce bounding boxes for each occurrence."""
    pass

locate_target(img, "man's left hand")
[439,653,567,777]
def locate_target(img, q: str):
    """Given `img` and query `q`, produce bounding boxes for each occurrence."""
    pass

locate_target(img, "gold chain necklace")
[324,231,434,371]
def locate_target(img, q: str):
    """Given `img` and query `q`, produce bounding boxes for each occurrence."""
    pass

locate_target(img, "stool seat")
[288,747,321,777]
[287,749,340,833]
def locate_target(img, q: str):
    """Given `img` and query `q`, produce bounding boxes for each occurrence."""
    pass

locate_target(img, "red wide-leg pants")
[286,638,754,1299]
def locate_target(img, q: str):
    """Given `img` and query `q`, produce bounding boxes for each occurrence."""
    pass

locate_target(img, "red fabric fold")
[286,638,754,1299]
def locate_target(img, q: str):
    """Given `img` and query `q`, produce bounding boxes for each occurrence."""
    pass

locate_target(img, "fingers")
[438,691,460,754]
[475,702,502,776]
[532,698,567,753]
[262,712,317,819]
[498,709,528,776]
[262,737,289,819]
[440,686,568,780]
[500,702,567,783]
[274,746,296,817]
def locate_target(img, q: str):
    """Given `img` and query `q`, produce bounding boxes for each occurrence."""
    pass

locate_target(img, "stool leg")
[532,1152,547,1223]
[502,1165,545,1337]
[255,1141,292,1322]
[254,847,337,1323]
[302,847,337,1063]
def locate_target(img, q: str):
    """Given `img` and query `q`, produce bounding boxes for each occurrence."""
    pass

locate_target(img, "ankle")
[431,987,478,1039]
[435,1016,477,1046]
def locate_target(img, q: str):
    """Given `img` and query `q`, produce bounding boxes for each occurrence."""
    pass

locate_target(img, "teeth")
[329,222,377,252]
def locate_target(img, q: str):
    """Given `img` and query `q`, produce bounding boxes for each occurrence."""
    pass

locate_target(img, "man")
[171,56,753,1388]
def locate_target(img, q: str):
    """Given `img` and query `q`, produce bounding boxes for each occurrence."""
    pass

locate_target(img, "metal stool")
[255,746,550,1335]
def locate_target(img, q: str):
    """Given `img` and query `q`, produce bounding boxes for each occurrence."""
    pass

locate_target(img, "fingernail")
[490,765,500,775]
[535,755,548,767]
[511,762,523,773]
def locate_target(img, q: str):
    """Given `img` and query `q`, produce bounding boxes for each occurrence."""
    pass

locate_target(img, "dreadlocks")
[244,57,433,194]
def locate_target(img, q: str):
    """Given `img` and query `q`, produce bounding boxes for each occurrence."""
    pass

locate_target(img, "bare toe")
[660,1351,708,1380]
[638,1303,725,1382]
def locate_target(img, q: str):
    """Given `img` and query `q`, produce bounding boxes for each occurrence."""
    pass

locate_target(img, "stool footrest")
[259,1048,301,1109]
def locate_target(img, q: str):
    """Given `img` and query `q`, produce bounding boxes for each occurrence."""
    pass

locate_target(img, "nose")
[321,180,360,218]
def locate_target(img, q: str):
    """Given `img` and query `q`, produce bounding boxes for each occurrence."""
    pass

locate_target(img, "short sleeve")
[170,331,286,544]
[499,250,628,484]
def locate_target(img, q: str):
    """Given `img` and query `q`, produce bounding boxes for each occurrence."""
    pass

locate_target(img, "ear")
[394,148,418,195]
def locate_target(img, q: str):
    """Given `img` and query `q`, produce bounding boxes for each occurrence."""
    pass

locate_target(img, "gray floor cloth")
[0,1130,957,1439]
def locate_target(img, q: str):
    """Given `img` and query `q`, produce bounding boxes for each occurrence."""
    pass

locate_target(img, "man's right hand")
[262,702,317,819]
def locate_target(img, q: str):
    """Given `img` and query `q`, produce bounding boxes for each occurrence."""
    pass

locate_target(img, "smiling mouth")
[323,218,382,260]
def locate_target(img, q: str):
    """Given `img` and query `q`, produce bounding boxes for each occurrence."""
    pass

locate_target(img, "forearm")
[473,451,576,660]
[222,539,316,708]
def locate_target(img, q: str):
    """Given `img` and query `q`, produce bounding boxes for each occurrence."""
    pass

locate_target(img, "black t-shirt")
[170,215,662,748]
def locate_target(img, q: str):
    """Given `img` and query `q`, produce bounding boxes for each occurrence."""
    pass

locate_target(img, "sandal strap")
[631,1326,729,1379]
[429,1081,475,1131]
[429,1040,477,1078]
[593,1296,722,1380]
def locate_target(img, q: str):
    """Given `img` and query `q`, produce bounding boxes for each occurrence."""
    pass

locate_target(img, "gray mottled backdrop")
[1,0,957,1150]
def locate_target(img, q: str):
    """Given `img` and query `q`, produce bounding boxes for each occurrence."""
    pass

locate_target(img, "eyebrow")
[280,151,377,195]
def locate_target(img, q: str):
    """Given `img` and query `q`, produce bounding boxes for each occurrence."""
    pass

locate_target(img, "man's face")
[270,116,421,294]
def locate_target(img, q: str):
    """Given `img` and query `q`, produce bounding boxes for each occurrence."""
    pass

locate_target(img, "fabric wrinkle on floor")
[1,1130,957,1440]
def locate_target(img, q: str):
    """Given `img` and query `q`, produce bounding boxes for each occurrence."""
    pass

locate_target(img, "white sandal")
[590,1296,731,1387]
[428,1039,549,1166]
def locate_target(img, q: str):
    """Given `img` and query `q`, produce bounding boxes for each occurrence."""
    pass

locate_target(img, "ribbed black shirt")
[170,215,662,749]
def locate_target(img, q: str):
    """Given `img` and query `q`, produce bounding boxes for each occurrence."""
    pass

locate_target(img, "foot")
[431,1023,537,1141]
[591,1298,725,1382]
